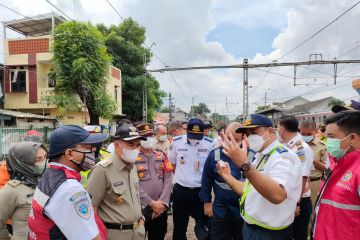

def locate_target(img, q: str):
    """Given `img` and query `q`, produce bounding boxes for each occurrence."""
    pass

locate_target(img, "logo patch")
[342,171,352,182]
[70,191,91,219]
[192,125,200,132]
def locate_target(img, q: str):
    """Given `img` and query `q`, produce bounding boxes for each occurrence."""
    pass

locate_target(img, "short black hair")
[217,125,226,134]
[300,120,316,129]
[325,110,360,135]
[169,121,182,130]
[278,115,299,133]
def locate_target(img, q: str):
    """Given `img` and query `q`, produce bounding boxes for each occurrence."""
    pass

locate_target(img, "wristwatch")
[240,161,251,172]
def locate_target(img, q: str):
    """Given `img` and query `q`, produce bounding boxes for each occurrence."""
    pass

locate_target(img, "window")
[10,68,27,92]
[114,86,118,102]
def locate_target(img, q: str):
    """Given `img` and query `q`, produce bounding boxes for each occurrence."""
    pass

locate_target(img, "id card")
[194,160,200,171]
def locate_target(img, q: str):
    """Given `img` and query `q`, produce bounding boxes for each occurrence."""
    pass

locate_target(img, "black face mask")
[71,150,96,171]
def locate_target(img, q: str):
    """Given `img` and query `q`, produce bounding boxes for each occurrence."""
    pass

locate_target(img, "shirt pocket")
[110,181,129,205]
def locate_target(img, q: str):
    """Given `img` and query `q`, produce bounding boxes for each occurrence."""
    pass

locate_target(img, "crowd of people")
[0,107,359,240]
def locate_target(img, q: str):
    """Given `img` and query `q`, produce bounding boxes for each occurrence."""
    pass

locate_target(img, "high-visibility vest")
[240,145,289,230]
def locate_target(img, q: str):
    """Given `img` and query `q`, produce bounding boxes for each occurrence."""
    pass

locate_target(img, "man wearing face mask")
[199,122,245,240]
[312,110,360,240]
[134,123,173,240]
[217,114,302,240]
[154,124,171,154]
[168,118,214,240]
[28,125,109,240]
[277,115,314,240]
[87,123,146,240]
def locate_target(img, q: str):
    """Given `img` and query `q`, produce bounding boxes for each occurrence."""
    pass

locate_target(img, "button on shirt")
[168,136,214,188]
[287,134,314,198]
[44,163,99,240]
[244,140,302,228]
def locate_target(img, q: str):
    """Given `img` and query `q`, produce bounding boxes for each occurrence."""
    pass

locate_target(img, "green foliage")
[42,95,82,116]
[51,21,117,124]
[328,99,345,107]
[255,105,270,112]
[97,18,164,121]
[210,113,230,126]
[193,103,211,116]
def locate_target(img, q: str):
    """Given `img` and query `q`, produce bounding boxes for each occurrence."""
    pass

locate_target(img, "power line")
[104,0,124,20]
[45,0,72,20]
[277,0,360,60]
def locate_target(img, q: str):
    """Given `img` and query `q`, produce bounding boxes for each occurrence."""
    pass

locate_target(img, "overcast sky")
[1,0,360,117]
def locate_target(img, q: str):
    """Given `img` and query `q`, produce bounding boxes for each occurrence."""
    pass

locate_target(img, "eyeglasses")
[35,154,47,162]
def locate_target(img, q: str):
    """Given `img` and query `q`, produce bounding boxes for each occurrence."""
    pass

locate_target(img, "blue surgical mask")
[326,135,350,158]
[301,135,314,143]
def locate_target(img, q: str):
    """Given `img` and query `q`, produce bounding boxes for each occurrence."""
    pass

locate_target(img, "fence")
[0,127,54,158]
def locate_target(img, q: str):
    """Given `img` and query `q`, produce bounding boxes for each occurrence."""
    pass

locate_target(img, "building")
[0,109,57,128]
[2,13,122,126]
[154,108,188,125]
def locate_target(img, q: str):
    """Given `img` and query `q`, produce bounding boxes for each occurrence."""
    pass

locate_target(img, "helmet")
[6,141,47,188]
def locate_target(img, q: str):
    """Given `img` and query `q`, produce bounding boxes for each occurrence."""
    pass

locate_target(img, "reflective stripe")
[321,199,360,210]
[242,211,289,230]
[215,180,232,191]
[214,149,220,162]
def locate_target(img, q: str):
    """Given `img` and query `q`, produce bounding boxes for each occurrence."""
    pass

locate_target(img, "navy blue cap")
[332,100,360,113]
[187,118,204,140]
[236,114,273,133]
[48,125,109,158]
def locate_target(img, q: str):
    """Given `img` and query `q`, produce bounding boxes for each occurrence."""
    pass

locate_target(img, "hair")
[217,125,226,134]
[156,124,167,133]
[300,120,316,129]
[325,110,360,135]
[169,121,183,130]
[278,115,299,133]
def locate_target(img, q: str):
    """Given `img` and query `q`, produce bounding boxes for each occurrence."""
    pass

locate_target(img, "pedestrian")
[86,123,146,240]
[168,118,214,240]
[312,110,360,240]
[277,115,314,240]
[199,122,245,240]
[0,142,47,239]
[217,114,302,240]
[28,125,108,240]
[154,124,171,153]
[134,123,173,240]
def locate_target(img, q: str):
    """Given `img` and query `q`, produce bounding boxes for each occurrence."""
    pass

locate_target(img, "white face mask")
[248,130,269,152]
[159,135,168,142]
[140,137,156,149]
[301,135,314,143]
[188,139,199,145]
[121,148,140,163]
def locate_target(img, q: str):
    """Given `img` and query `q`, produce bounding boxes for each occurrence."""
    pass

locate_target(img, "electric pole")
[168,92,174,123]
[191,96,195,118]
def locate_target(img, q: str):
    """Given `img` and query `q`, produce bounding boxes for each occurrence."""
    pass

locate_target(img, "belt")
[310,177,322,181]
[175,183,200,190]
[245,222,291,231]
[104,222,139,230]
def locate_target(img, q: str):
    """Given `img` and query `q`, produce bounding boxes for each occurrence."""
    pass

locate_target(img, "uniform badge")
[342,171,352,182]
[70,191,91,220]
[116,195,125,205]
[160,163,164,169]
[137,165,145,171]
[138,172,145,178]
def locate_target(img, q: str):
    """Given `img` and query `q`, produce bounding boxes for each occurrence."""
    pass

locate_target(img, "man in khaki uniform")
[154,124,170,153]
[87,123,146,240]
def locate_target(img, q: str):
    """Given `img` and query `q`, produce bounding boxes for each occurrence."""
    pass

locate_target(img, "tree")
[210,113,230,126]
[255,105,270,112]
[97,18,165,121]
[328,99,345,107]
[50,21,117,124]
[192,103,211,116]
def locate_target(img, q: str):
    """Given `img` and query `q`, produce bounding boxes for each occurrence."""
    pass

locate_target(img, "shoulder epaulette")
[173,136,183,141]
[7,179,22,187]
[204,137,213,143]
[99,158,113,168]
[295,140,304,149]
[276,146,288,154]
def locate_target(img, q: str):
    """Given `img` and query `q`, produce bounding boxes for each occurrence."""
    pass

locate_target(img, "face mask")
[71,150,96,171]
[159,135,168,142]
[276,130,285,143]
[140,137,155,149]
[301,135,314,143]
[326,135,351,158]
[121,148,140,163]
[247,130,269,152]
[32,160,47,176]
[188,139,199,145]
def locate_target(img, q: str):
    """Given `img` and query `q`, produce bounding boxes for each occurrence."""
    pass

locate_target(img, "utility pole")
[265,92,267,107]
[243,58,249,119]
[168,92,174,123]
[142,53,148,122]
[191,96,195,118]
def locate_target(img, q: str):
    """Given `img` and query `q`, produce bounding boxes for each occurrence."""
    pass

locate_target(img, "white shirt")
[244,140,302,228]
[287,134,314,198]
[168,136,214,188]
[44,163,99,240]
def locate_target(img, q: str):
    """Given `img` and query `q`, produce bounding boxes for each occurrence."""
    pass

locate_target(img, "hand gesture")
[220,133,248,167]
[216,161,231,180]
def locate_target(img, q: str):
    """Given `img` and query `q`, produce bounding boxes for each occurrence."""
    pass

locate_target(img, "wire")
[277,0,360,60]
[104,0,124,20]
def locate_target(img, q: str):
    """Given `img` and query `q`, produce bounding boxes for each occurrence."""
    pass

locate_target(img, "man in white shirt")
[277,115,314,240]
[217,114,302,240]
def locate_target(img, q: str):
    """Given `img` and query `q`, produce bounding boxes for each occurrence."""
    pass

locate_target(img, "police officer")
[87,123,146,240]
[199,122,245,240]
[277,115,314,240]
[0,142,47,239]
[168,118,214,240]
[28,125,108,240]
[154,124,171,153]
[134,123,173,240]
[217,114,302,240]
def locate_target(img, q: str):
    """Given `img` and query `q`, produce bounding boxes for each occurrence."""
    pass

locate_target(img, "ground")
[164,215,196,240]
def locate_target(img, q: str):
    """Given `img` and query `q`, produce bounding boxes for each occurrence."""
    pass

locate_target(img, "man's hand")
[295,205,301,217]
[149,200,166,215]
[216,161,231,181]
[220,133,248,167]
[204,202,213,217]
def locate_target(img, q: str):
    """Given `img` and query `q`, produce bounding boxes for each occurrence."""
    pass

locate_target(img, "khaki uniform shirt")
[87,154,142,224]
[0,180,34,240]
[135,150,173,207]
[154,139,170,154]
[308,137,327,179]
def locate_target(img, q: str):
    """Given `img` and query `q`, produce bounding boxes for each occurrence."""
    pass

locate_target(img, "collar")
[50,162,76,171]
[186,139,200,145]
[261,140,281,155]
[287,133,302,148]
[308,137,321,146]
[49,162,81,182]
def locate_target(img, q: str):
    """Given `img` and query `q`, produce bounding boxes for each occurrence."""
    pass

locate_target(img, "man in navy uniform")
[200,122,245,240]
[168,118,214,240]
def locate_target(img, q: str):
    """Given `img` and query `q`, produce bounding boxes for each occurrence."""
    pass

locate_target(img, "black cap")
[332,100,360,113]
[236,114,273,133]
[187,118,204,140]
[114,124,146,141]
[49,125,109,158]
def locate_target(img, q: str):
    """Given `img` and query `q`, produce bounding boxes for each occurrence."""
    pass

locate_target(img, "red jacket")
[314,150,360,240]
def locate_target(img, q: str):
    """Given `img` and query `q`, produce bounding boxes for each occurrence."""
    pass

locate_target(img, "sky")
[1,0,360,118]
